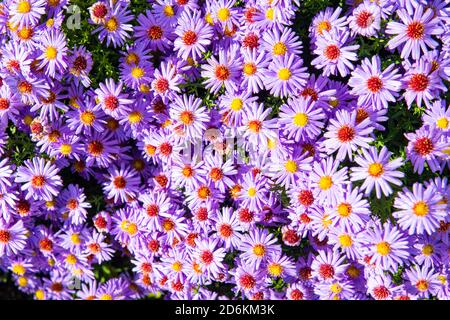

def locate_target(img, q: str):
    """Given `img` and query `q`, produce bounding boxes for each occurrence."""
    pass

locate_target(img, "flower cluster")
[0,0,449,300]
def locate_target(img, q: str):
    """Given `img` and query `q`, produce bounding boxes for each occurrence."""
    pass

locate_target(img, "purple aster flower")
[311,156,349,206]
[264,53,308,98]
[238,172,270,212]
[328,226,362,261]
[194,237,226,279]
[0,218,27,256]
[386,5,444,60]
[85,231,114,264]
[151,61,182,99]
[120,61,154,91]
[213,206,244,250]
[135,10,174,52]
[240,48,270,95]
[405,265,440,298]
[311,249,349,283]
[315,279,355,300]
[349,55,402,110]
[366,274,403,300]
[174,8,213,60]
[111,207,147,251]
[405,127,446,174]
[15,157,62,201]
[413,235,445,269]
[57,184,91,226]
[239,228,280,269]
[422,100,450,134]
[309,6,348,42]
[210,0,241,31]
[262,25,303,58]
[361,220,411,272]
[93,1,133,48]
[83,131,121,168]
[286,282,315,300]
[393,182,447,235]
[312,29,359,77]
[351,146,405,198]
[278,96,326,142]
[201,45,242,94]
[67,45,93,87]
[103,164,141,204]
[200,155,236,193]
[348,1,381,37]
[9,0,46,28]
[324,109,374,161]
[232,260,267,296]
[37,30,68,78]
[95,78,134,119]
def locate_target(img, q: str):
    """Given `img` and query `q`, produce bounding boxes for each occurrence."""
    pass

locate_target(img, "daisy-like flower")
[103,164,141,204]
[264,53,308,98]
[311,29,359,77]
[351,146,405,198]
[135,10,174,52]
[88,1,110,24]
[93,1,133,48]
[174,9,213,60]
[324,109,374,161]
[169,94,209,142]
[349,55,402,110]
[211,0,241,31]
[239,228,280,269]
[194,238,226,278]
[57,184,91,226]
[393,182,447,236]
[200,155,237,193]
[120,61,153,91]
[405,265,440,298]
[37,30,67,78]
[286,282,314,300]
[311,249,349,283]
[386,5,444,60]
[311,156,349,206]
[241,48,270,94]
[367,274,402,300]
[219,90,258,127]
[422,100,450,134]
[0,218,27,256]
[95,78,134,119]
[15,157,62,201]
[83,131,121,168]
[238,172,270,212]
[405,127,446,174]
[278,96,326,141]
[213,206,244,250]
[348,0,381,37]
[85,231,114,264]
[151,61,182,99]
[239,102,278,150]
[309,6,348,41]
[201,45,242,94]
[111,207,147,250]
[413,235,445,269]
[402,59,445,108]
[361,220,411,272]
[9,0,46,28]
[262,25,302,58]
[233,261,266,295]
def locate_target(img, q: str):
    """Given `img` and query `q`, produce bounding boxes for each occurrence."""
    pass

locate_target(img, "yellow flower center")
[46,19,54,28]
[71,233,81,245]
[128,111,142,124]
[413,201,429,217]
[267,263,283,277]
[243,62,257,75]
[330,282,342,294]
[35,290,45,300]
[131,67,144,79]
[163,5,174,17]
[436,117,449,129]
[99,294,113,300]
[217,8,230,21]
[317,20,331,35]
[12,264,26,275]
[329,98,339,108]
[105,17,118,32]
[18,276,28,287]
[278,68,291,80]
[247,187,257,197]
[266,8,274,20]
[338,234,352,247]
[126,52,139,65]
[284,160,297,173]
[422,244,433,256]
[267,138,277,150]
[416,279,429,292]
[318,176,333,190]
[80,110,95,125]
[293,112,308,127]
[252,244,266,257]
[172,261,183,272]
[230,98,243,111]
[337,203,352,217]
[368,163,384,177]
[376,241,391,256]
[17,1,31,13]
[205,12,214,25]
[45,46,57,60]
[273,42,287,55]
[66,254,77,265]
[438,275,447,284]
[60,144,72,155]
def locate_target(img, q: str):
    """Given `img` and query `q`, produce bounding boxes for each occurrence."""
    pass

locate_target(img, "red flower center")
[92,3,108,19]
[39,238,53,252]
[113,176,126,189]
[66,199,78,210]
[300,87,318,101]
[155,174,168,188]
[283,228,300,245]
[88,140,104,156]
[373,286,390,300]
[182,30,197,45]
[195,207,208,221]
[72,56,87,72]
[154,78,169,93]
[356,108,369,124]
[147,26,163,40]
[356,11,373,28]
[324,45,340,60]
[30,122,43,134]
[367,76,383,93]
[16,199,30,216]
[239,274,256,290]
[214,65,230,81]
[414,137,434,156]
[51,282,63,292]
[200,250,214,264]
[238,208,254,223]
[244,7,257,23]
[147,239,160,252]
[31,175,45,188]
[318,264,335,279]
[406,21,425,40]
[290,289,304,300]
[0,98,7,111]
[7,60,20,71]
[104,95,119,111]
[209,167,223,182]
[146,204,159,217]
[299,213,312,224]
[408,73,429,92]
[0,230,11,243]
[298,189,314,206]
[141,262,152,273]
[242,32,259,49]
[219,224,232,237]
[94,216,107,229]
[299,267,312,281]
[159,142,172,156]
[337,125,355,142]
[88,243,101,254]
